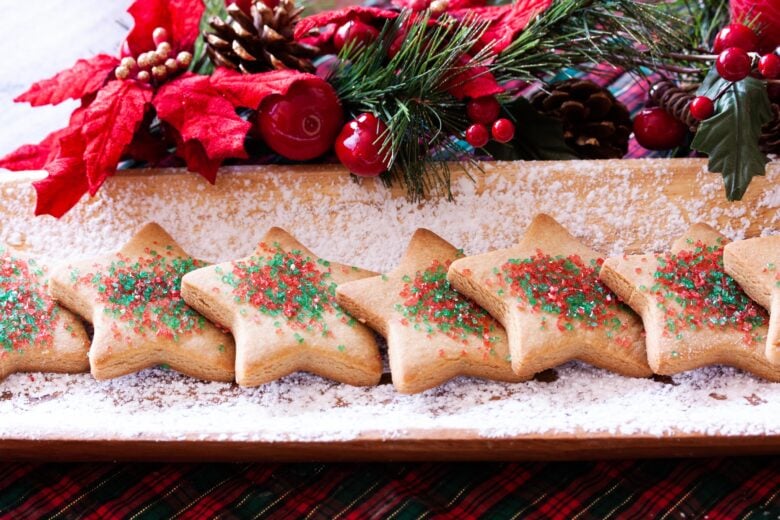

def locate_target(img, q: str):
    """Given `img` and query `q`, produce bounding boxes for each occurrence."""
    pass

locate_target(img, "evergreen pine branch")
[329,13,491,200]
[494,0,710,83]
[190,0,229,75]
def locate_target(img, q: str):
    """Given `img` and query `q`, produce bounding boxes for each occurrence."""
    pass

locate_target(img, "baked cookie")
[723,235,780,364]
[49,223,235,382]
[600,224,779,380]
[336,229,526,394]
[0,246,89,382]
[181,227,382,387]
[447,214,650,378]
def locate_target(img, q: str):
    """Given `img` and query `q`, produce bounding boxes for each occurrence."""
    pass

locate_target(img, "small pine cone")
[531,80,632,160]
[648,79,698,131]
[760,103,780,155]
[205,0,319,74]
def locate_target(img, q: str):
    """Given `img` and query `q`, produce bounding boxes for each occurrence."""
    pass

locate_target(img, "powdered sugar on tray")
[0,159,778,441]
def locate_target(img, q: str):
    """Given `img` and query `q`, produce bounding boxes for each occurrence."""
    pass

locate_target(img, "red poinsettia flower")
[449,0,552,53]
[0,0,320,218]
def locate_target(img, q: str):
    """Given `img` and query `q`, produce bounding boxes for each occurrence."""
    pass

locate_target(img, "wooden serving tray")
[0,158,778,461]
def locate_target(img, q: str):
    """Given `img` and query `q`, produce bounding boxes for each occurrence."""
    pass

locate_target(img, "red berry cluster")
[464,96,515,148]
[713,23,779,82]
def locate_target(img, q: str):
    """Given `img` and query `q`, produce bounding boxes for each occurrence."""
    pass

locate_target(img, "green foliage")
[691,70,772,201]
[190,0,229,75]
[484,98,577,161]
[495,0,695,83]
[329,13,494,200]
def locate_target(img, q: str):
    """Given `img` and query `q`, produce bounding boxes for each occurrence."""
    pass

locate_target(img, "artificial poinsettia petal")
[391,0,486,10]
[154,73,250,180]
[294,6,397,40]
[126,0,204,54]
[446,58,504,99]
[210,68,319,109]
[0,106,89,171]
[33,130,90,218]
[14,55,119,107]
[81,80,152,194]
[176,137,222,183]
[450,0,552,53]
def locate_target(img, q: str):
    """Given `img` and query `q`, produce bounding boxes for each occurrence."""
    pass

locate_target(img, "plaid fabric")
[0,73,774,520]
[0,459,778,519]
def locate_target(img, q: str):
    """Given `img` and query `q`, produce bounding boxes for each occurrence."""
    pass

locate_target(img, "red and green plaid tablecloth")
[1,459,779,518]
[2,72,779,519]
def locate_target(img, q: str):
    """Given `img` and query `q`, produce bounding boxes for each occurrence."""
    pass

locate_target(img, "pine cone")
[530,80,632,159]
[205,0,318,74]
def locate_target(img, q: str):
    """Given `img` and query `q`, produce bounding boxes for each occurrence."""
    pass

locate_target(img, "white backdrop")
[0,1,131,154]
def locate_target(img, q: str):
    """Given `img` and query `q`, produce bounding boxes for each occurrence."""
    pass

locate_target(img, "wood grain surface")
[0,159,778,461]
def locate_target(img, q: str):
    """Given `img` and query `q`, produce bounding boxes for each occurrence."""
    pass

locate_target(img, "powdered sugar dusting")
[0,159,778,442]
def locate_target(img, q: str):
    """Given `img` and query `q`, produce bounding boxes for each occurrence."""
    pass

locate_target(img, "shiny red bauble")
[731,0,780,52]
[689,96,715,121]
[465,123,489,148]
[335,113,390,177]
[712,23,759,53]
[333,20,379,52]
[759,53,780,79]
[257,78,344,161]
[633,107,687,150]
[466,96,501,125]
[491,118,515,143]
[716,47,752,82]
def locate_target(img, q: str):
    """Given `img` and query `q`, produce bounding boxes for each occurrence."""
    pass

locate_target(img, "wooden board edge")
[2,434,777,462]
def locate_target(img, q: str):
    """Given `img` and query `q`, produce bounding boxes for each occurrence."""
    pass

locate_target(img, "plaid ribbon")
[0,459,778,518]
[1,73,775,520]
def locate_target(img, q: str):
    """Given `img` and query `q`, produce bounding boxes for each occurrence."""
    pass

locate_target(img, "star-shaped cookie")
[0,246,89,382]
[600,224,779,380]
[49,223,235,382]
[724,235,780,364]
[447,214,650,378]
[180,227,382,387]
[336,229,526,394]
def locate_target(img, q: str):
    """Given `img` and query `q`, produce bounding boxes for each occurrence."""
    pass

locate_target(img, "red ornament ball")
[335,113,390,177]
[491,118,515,143]
[689,96,715,121]
[712,23,759,53]
[716,47,752,82]
[759,53,780,79]
[633,107,687,150]
[333,20,379,52]
[465,123,489,148]
[466,96,501,125]
[731,0,780,52]
[257,78,344,161]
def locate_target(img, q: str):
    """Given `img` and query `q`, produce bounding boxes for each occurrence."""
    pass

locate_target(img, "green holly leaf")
[691,70,771,201]
[484,98,578,161]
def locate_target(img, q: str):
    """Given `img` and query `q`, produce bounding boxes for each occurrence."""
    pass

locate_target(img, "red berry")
[466,97,501,125]
[633,107,687,151]
[689,96,715,121]
[716,47,752,82]
[465,123,489,148]
[712,23,759,53]
[335,113,390,177]
[491,118,515,143]
[407,0,429,10]
[333,20,379,52]
[759,53,780,79]
[730,0,780,53]
[258,78,343,161]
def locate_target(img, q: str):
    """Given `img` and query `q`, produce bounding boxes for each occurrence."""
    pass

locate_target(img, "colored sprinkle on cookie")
[646,242,767,345]
[0,248,57,353]
[396,259,499,350]
[76,249,206,340]
[496,251,625,333]
[219,242,349,336]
